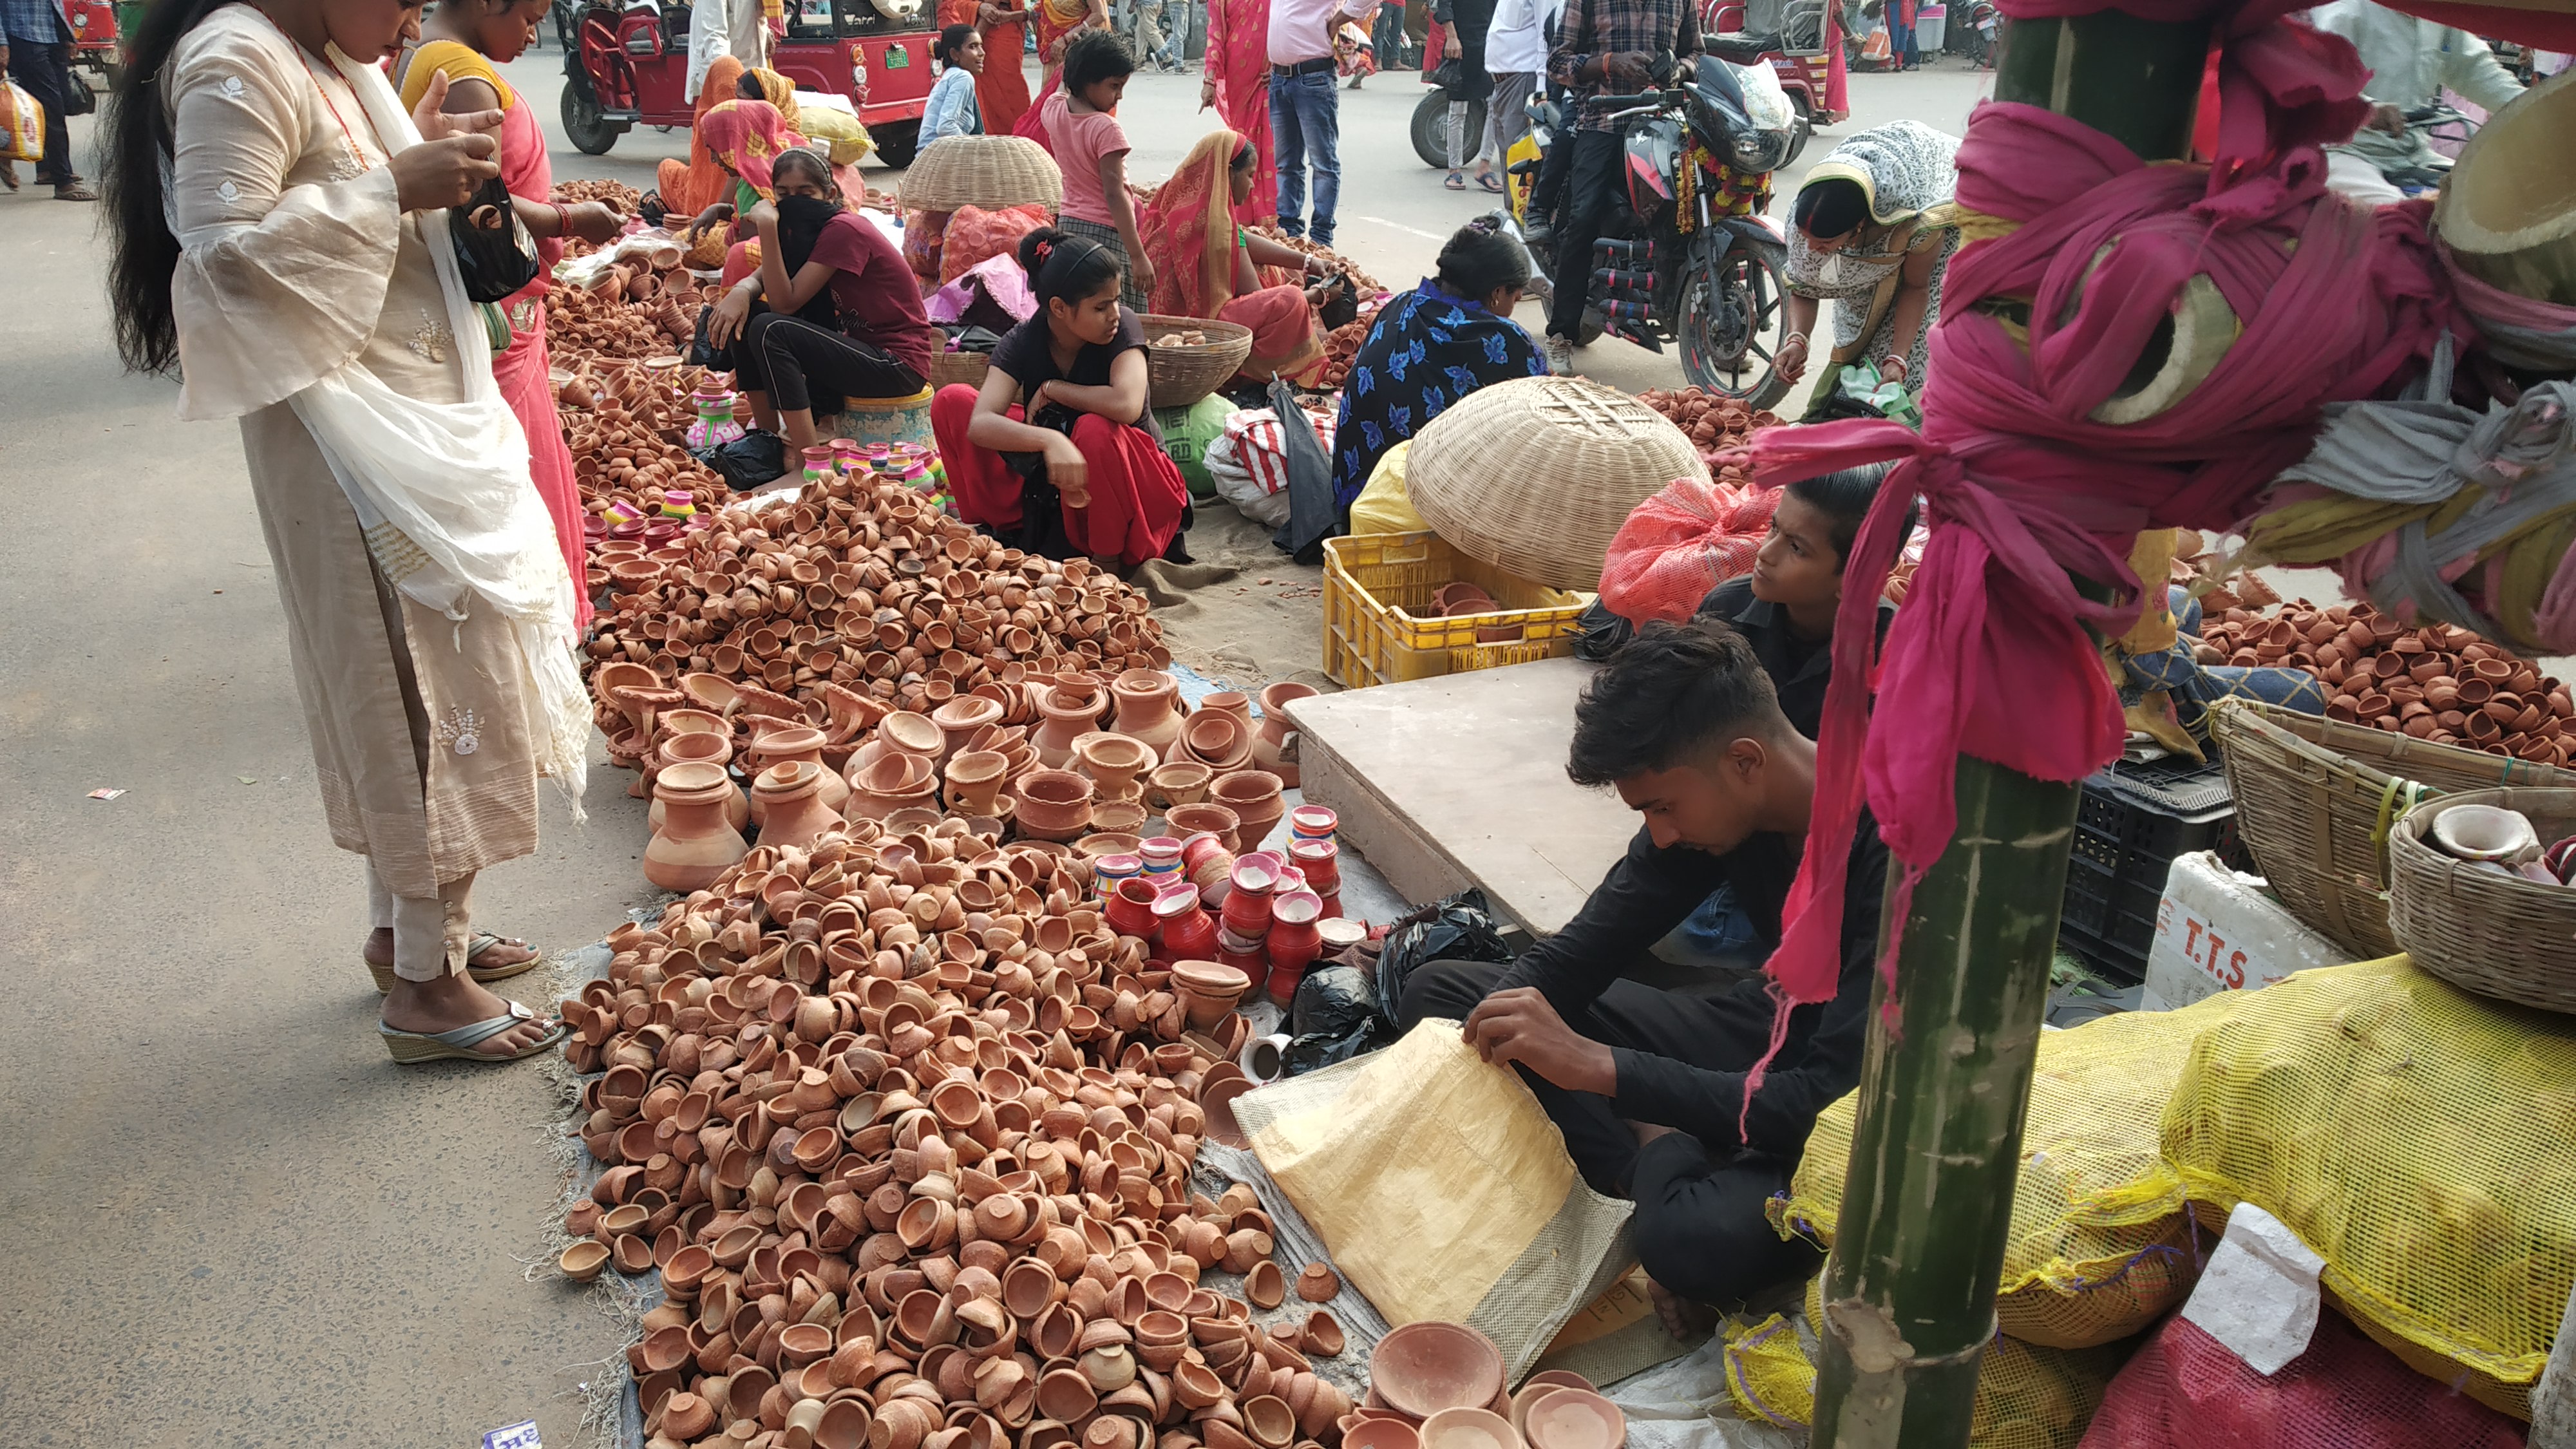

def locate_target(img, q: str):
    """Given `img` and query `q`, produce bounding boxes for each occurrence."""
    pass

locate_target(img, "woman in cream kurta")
[157,0,578,1059]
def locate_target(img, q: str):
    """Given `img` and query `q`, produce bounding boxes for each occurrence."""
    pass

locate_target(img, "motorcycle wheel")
[1680,234,1792,408]
[1785,94,1812,168]
[1410,89,1488,169]
[870,121,922,169]
[562,79,623,156]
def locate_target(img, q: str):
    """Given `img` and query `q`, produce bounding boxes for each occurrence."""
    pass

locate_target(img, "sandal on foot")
[1444,170,1466,191]
[366,931,544,992]
[1475,170,1504,194]
[379,999,565,1065]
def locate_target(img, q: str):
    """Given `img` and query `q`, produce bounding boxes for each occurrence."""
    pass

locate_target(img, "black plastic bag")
[1267,375,1340,564]
[450,173,542,303]
[1284,965,1387,1075]
[693,430,788,490]
[1372,887,1515,1030]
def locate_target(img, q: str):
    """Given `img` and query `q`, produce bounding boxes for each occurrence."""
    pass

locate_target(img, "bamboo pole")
[1805,14,2211,1447]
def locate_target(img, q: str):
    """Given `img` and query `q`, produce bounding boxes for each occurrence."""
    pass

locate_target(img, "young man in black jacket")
[1399,618,1888,1320]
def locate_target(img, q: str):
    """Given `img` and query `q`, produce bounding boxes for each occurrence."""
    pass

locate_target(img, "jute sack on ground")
[1775,994,2250,1349]
[2160,954,2576,1420]
[1240,1021,1634,1380]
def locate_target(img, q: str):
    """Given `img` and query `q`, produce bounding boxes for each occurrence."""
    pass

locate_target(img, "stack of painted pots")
[556,817,1361,1446]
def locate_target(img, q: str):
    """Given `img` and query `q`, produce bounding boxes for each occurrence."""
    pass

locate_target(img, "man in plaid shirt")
[1541,0,1694,372]
[1,0,94,198]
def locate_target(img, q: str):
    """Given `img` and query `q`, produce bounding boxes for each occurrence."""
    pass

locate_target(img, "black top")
[1493,811,1889,1159]
[1697,575,1896,740]
[988,305,1160,443]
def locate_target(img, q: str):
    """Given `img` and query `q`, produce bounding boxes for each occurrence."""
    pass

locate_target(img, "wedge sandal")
[379,999,565,1065]
[365,931,543,993]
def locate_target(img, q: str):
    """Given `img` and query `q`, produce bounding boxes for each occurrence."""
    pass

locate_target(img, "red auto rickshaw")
[1706,0,1846,133]
[65,0,123,84]
[561,0,938,167]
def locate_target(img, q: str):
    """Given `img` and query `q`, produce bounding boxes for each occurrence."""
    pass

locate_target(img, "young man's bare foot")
[1647,1276,1719,1340]
[381,970,556,1057]
[363,925,539,975]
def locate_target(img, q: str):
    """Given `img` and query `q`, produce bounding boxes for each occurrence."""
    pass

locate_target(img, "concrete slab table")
[1283,657,1638,936]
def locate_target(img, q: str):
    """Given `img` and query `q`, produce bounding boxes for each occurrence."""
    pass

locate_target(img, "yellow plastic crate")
[1321,531,1591,688]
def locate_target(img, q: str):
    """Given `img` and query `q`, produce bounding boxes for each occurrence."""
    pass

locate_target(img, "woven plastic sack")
[1795,1276,2138,1447]
[2159,954,2576,1420]
[1599,477,1782,625]
[940,203,1051,285]
[1,80,43,164]
[791,97,875,165]
[1349,440,1429,537]
[1723,1313,1814,1428]
[1776,994,2248,1349]
[2078,1305,2529,1448]
[1153,394,1238,500]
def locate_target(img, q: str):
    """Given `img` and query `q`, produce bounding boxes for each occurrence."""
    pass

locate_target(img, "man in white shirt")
[1272,0,1383,245]
[2308,0,2522,204]
[1483,0,1565,196]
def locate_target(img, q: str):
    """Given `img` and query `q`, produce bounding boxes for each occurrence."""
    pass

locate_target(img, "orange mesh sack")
[941,204,1052,285]
[2078,1304,2529,1449]
[1776,993,2248,1350]
[2159,954,2576,1419]
[1598,478,1781,625]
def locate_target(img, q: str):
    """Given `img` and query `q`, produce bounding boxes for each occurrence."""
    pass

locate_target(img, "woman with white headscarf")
[1776,119,1961,412]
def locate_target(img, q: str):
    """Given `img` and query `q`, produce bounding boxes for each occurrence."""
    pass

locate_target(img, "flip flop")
[1475,171,1504,194]
[379,999,565,1065]
[366,931,544,993]
[1444,171,1466,191]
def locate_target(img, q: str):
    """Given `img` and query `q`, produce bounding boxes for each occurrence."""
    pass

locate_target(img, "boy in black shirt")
[1399,619,1888,1321]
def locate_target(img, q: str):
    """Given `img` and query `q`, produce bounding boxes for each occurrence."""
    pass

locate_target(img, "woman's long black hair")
[104,0,242,375]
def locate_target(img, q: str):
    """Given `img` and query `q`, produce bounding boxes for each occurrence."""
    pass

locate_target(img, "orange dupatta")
[658,55,746,216]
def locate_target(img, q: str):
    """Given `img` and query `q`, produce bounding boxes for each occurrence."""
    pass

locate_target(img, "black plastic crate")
[2056,753,2236,982]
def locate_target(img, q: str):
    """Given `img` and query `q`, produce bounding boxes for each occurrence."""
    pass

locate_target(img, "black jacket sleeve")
[1490,824,1729,1021]
[1604,815,1890,1158]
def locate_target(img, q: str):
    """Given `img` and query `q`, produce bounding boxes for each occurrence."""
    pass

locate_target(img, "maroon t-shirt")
[808,211,940,381]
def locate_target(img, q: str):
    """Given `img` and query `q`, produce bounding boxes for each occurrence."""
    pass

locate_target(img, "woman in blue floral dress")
[1331,220,1548,516]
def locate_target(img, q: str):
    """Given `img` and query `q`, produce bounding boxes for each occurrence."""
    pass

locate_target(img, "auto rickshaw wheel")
[1409,88,1486,169]
[562,80,624,156]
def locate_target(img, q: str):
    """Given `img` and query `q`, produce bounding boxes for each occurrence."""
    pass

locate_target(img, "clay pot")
[1520,1391,1624,1449]
[1344,1421,1422,1449]
[1110,670,1186,757]
[558,1240,611,1282]
[945,750,1009,815]
[1015,769,1097,842]
[880,710,948,764]
[1167,802,1244,853]
[645,761,750,891]
[851,749,940,819]
[1212,772,1288,853]
[1253,683,1319,787]
[1179,711,1255,772]
[1036,684,1109,768]
[752,760,844,849]
[650,729,747,832]
[1091,799,1150,836]
[1372,1322,1506,1419]
[1148,760,1214,810]
[1296,1263,1341,1302]
[1419,1407,1517,1449]
[1302,1310,1346,1357]
[1244,1260,1286,1309]
[752,723,849,815]
[1077,732,1157,803]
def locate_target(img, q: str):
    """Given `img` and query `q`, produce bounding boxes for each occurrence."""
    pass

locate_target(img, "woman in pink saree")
[1140,131,1334,383]
[397,0,625,627]
[1197,0,1276,222]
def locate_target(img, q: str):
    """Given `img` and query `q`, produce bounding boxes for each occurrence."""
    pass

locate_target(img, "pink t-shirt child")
[1042,89,1130,227]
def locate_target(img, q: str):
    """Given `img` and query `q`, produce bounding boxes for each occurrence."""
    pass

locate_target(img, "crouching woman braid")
[1399,620,1890,1322]
[931,227,1192,568]
[102,0,585,1062]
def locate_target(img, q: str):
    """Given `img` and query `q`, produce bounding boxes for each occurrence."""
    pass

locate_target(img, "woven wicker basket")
[2209,697,2576,960]
[1403,375,1709,591]
[2387,788,2576,1013]
[1141,314,1253,410]
[899,136,1064,214]
[929,350,991,392]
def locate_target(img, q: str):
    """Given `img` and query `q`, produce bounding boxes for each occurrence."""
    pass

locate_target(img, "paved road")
[0,50,1984,1448]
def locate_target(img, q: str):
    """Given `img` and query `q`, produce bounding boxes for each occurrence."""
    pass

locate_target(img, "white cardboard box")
[2142,851,2355,1010]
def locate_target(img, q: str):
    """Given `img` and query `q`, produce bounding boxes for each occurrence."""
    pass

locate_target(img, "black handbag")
[450,173,543,303]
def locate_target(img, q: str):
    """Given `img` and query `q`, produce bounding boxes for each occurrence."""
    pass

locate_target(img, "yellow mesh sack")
[2159,954,2576,1420]
[1721,1313,1814,1428]
[1772,994,2249,1348]
[1786,1278,2132,1448]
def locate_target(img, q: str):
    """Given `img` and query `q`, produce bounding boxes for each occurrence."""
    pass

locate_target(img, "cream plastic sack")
[1242,1021,1634,1379]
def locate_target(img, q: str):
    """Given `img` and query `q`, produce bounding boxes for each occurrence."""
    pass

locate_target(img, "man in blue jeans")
[1,0,96,199]
[1269,0,1378,245]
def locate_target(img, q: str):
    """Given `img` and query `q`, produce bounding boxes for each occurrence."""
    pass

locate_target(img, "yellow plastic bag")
[793,100,875,166]
[2,80,44,164]
[2160,954,2576,1419]
[1775,993,2248,1349]
[1349,440,1428,536]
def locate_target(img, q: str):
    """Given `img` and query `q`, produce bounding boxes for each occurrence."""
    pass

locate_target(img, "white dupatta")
[268,40,592,813]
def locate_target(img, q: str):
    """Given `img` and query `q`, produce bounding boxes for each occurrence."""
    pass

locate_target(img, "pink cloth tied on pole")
[1738,8,2458,1112]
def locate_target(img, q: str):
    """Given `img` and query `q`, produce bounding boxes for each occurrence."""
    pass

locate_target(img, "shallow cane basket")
[899,135,1065,214]
[929,349,992,392]
[1141,315,1254,410]
[1403,375,1709,591]
[2387,787,2576,1013]
[2210,697,2576,960]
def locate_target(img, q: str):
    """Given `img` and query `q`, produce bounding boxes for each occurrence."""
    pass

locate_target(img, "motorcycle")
[1578,46,1799,404]
[2377,99,2480,194]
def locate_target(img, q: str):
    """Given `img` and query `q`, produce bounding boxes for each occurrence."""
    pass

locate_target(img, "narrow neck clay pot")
[1078,734,1154,804]
[945,750,1009,817]
[1198,691,1255,734]
[754,725,849,813]
[1110,670,1185,757]
[1034,687,1106,769]
[646,761,751,892]
[650,731,747,833]
[753,761,844,851]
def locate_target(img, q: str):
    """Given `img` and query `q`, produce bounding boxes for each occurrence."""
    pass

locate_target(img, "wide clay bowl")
[1372,1321,1506,1421]
[1418,1406,1518,1449]
[1520,1390,1623,1449]
[1343,1420,1421,1449]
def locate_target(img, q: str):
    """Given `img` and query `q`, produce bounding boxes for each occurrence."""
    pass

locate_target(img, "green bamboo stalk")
[1805,16,2212,1446]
